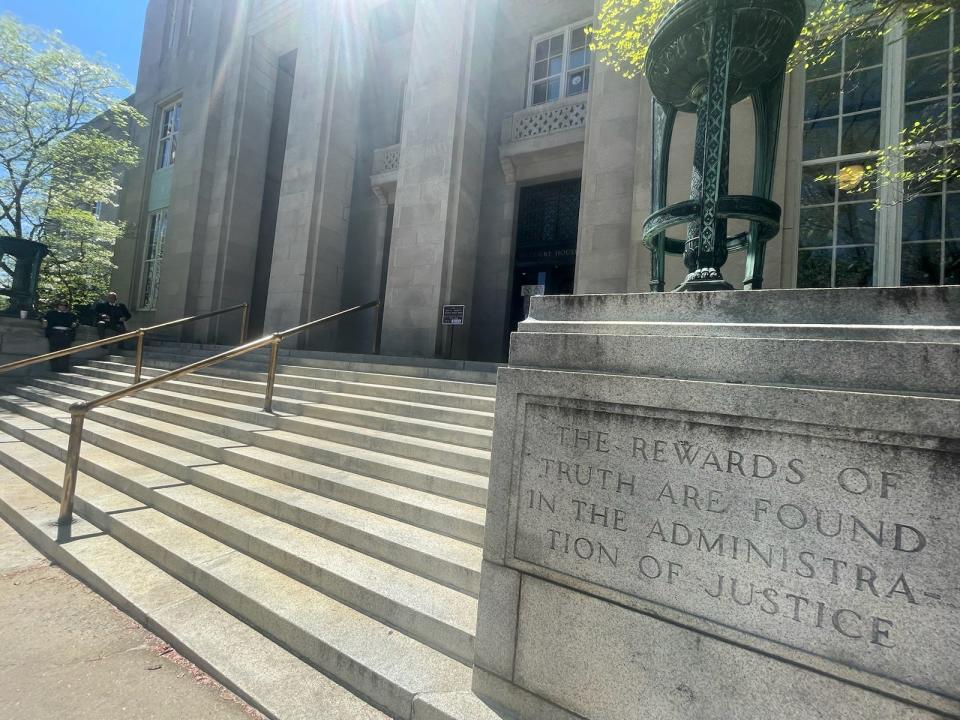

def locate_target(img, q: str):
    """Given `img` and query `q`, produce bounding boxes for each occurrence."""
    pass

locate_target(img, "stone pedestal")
[474,286,960,720]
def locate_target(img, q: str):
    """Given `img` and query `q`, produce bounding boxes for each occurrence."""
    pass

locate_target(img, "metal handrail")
[55,299,378,524]
[0,302,250,384]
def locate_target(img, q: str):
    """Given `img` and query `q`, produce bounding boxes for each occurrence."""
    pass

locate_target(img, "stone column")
[262,0,365,346]
[379,0,494,358]
[572,0,643,294]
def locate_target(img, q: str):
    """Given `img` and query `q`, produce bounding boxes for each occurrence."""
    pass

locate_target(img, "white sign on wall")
[441,305,465,325]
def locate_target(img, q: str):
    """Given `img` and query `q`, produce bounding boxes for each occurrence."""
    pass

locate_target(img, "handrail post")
[133,330,146,384]
[239,303,249,344]
[58,410,86,525]
[263,335,281,413]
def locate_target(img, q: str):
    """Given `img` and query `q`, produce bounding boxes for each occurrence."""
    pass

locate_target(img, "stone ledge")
[526,286,960,326]
[508,332,960,395]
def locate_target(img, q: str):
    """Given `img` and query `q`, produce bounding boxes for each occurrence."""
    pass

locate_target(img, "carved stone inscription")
[512,402,960,697]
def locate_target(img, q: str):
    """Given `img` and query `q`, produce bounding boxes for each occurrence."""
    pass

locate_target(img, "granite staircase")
[0,344,504,720]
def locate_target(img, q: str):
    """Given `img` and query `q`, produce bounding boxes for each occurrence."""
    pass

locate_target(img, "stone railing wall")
[372,143,401,175]
[0,319,103,377]
[504,98,588,143]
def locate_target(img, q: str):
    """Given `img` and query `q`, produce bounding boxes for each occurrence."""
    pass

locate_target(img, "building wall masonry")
[109,0,946,362]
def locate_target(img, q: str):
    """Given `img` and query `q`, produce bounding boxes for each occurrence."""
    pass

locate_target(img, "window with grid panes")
[528,21,591,107]
[798,31,884,288]
[899,12,960,286]
[156,101,181,170]
[798,11,960,289]
[140,209,168,310]
[167,0,181,50]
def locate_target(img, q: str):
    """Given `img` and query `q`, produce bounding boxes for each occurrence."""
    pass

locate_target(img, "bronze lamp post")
[642,0,805,291]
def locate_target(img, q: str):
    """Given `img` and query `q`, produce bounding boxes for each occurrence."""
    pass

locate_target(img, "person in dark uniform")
[42,299,79,372]
[94,291,133,349]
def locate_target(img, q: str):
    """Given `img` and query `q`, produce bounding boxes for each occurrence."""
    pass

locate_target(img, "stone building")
[109,0,959,361]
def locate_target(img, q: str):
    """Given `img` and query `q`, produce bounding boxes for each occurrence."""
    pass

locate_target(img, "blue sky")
[0,0,148,86]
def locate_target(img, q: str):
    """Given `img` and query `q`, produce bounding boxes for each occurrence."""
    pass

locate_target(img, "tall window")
[798,12,959,288]
[156,101,182,170]
[798,32,883,287]
[528,21,591,106]
[167,0,181,50]
[898,13,959,285]
[140,209,168,310]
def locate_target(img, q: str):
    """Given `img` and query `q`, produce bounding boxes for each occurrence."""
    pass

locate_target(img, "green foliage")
[591,1,956,74]
[36,208,123,311]
[591,0,677,78]
[793,1,952,72]
[0,14,146,308]
[591,1,960,203]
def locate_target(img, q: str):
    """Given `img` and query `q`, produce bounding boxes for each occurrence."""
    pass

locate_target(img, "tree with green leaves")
[590,0,959,203]
[0,15,145,309]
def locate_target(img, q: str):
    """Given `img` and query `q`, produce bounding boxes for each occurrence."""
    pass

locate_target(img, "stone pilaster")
[262,0,366,346]
[572,0,642,294]
[379,0,494,358]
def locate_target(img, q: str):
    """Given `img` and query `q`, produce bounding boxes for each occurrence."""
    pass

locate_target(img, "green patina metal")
[0,236,48,316]
[642,0,804,291]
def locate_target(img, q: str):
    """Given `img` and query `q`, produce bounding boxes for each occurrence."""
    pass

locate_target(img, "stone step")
[22,381,487,539]
[55,367,493,450]
[0,470,390,720]
[0,430,476,664]
[119,348,498,398]
[20,377,488,543]
[14,379,488,508]
[79,360,496,432]
[0,442,473,718]
[142,342,500,384]
[32,373,492,477]
[0,399,483,595]
[97,355,498,413]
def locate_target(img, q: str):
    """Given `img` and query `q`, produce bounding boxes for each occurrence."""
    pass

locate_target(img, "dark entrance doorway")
[507,178,581,350]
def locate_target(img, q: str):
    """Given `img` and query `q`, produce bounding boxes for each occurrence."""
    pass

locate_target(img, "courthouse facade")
[110,0,959,361]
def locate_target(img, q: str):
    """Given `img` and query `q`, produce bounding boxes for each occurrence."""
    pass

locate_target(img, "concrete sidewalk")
[0,517,260,720]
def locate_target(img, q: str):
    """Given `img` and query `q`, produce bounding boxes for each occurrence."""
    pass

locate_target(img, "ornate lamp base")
[676,268,735,292]
[676,278,735,292]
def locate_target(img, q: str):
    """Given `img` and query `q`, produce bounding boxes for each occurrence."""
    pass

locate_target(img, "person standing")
[42,300,79,372]
[94,291,133,348]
